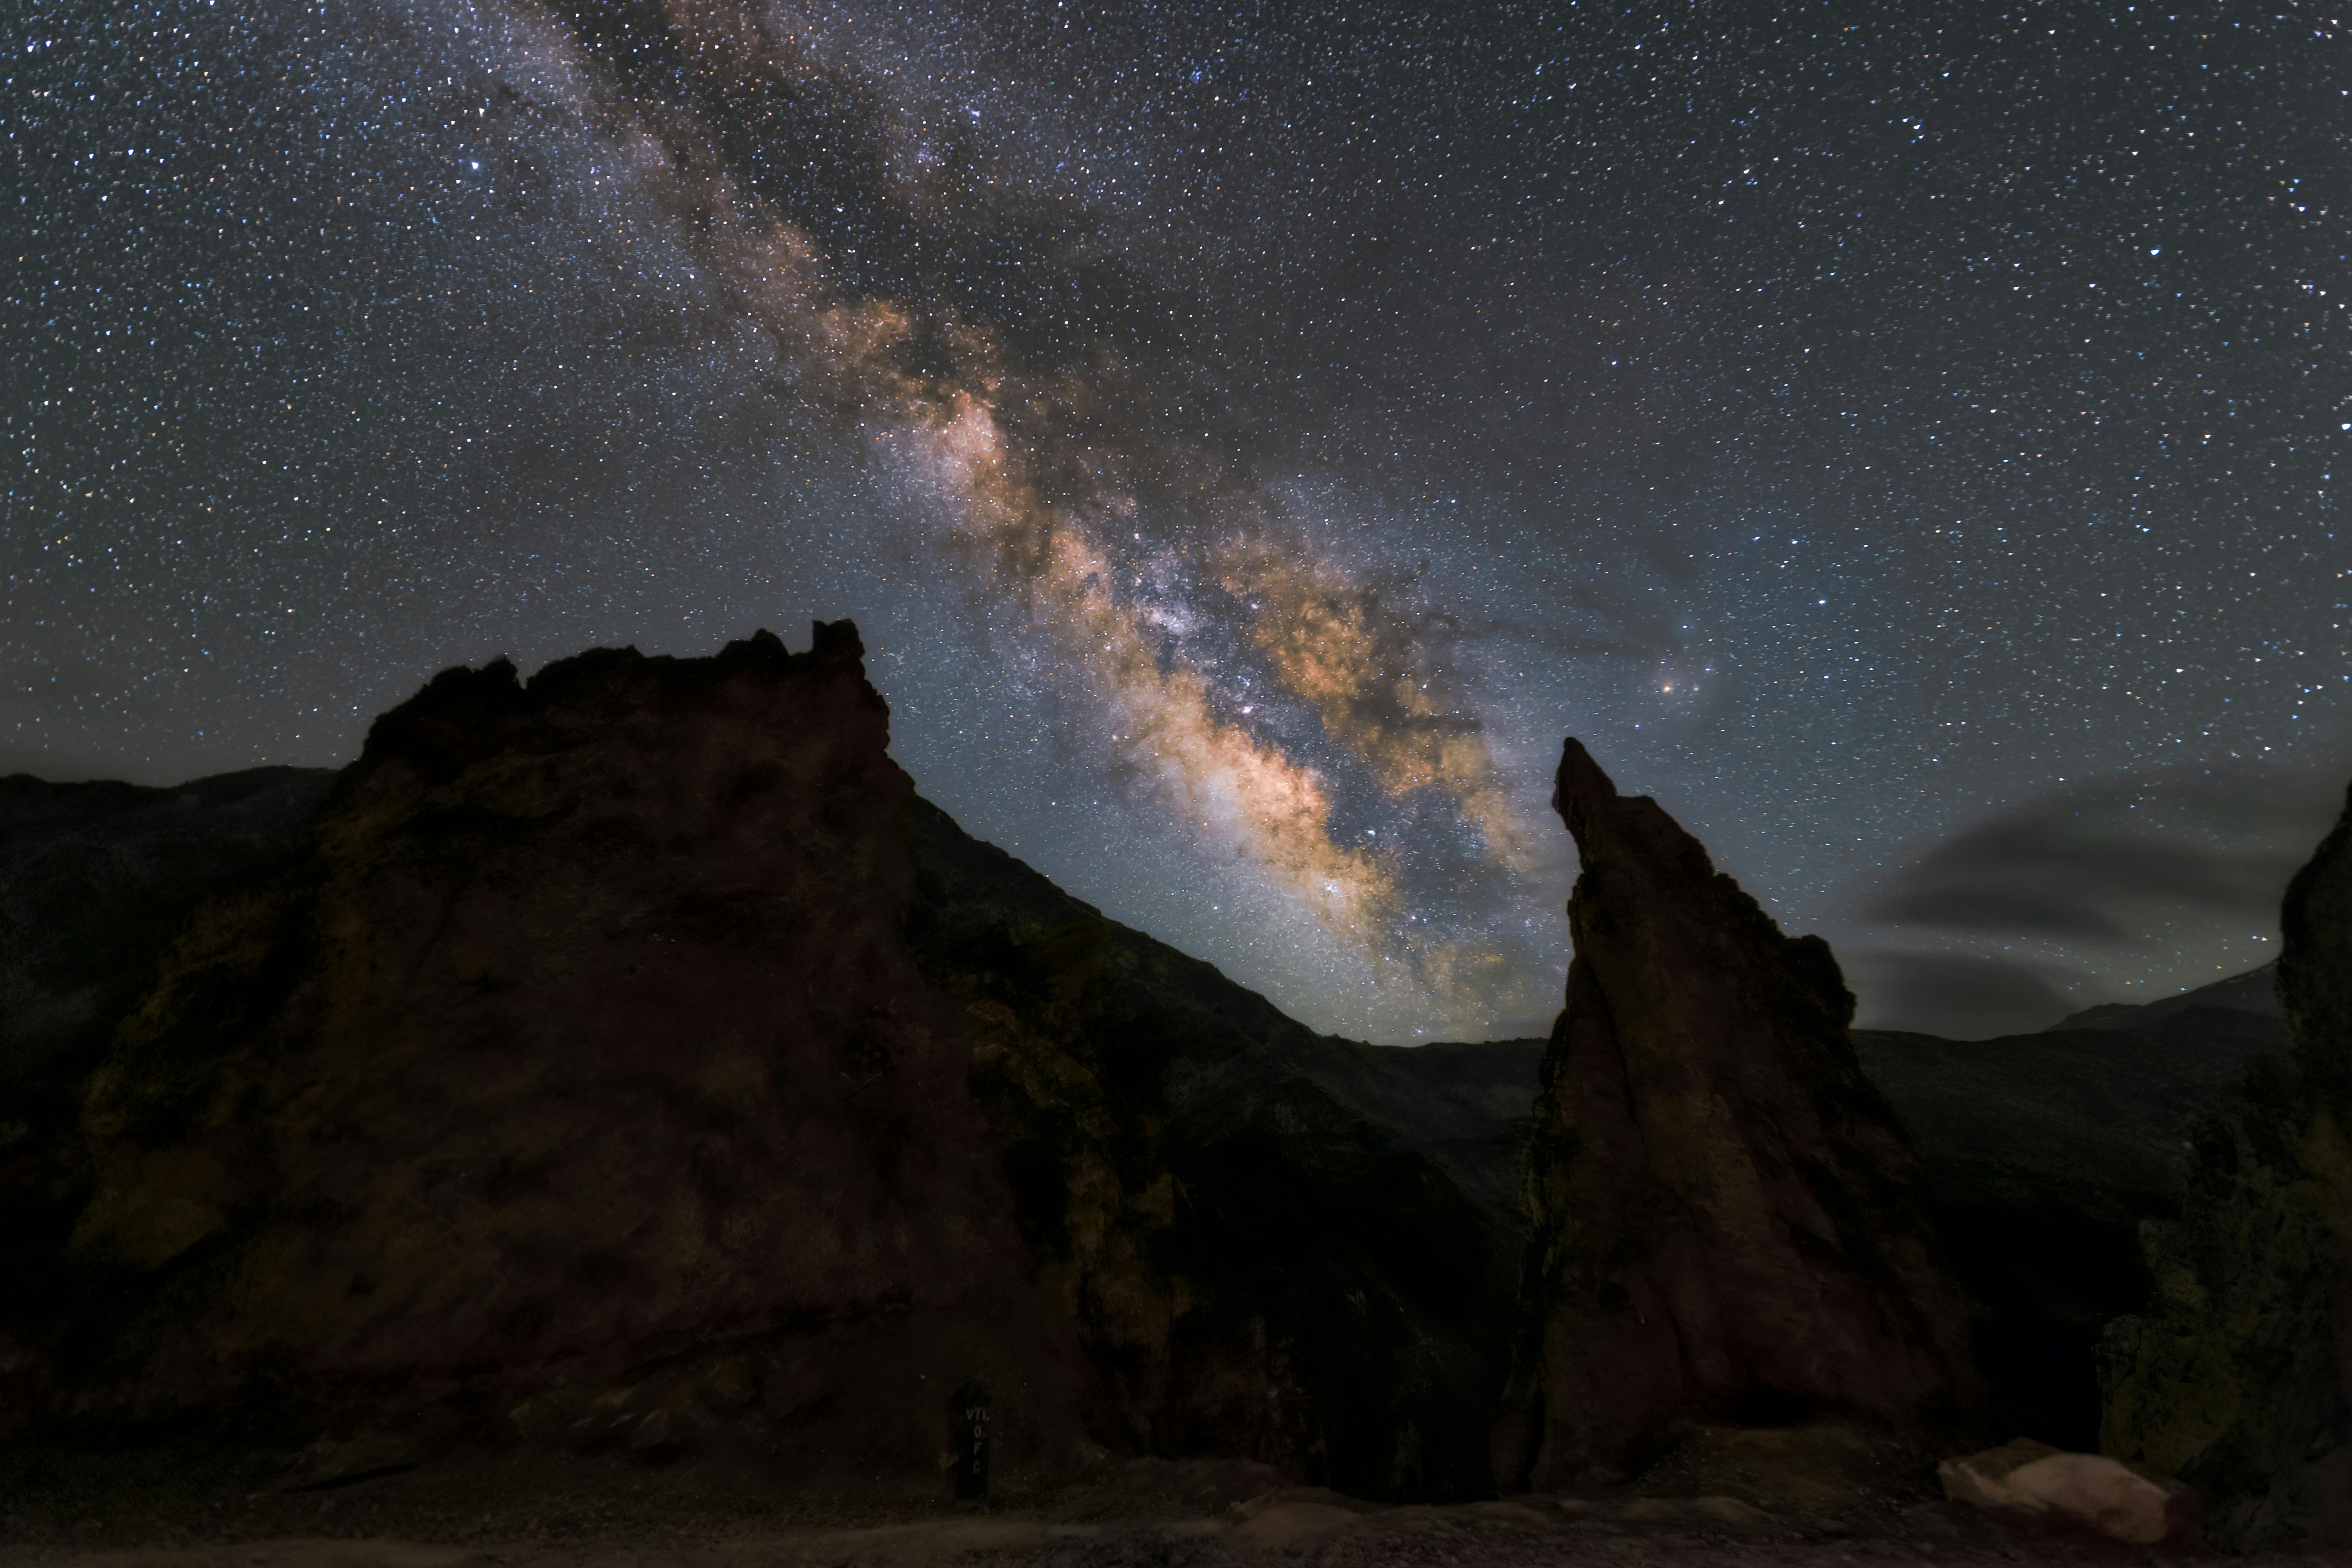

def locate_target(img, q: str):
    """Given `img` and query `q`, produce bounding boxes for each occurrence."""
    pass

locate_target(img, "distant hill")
[2049,959,2284,1041]
[1852,960,2292,1454]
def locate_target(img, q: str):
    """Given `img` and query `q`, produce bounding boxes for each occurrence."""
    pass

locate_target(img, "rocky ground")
[0,1446,2334,1568]
[3,1505,2340,1568]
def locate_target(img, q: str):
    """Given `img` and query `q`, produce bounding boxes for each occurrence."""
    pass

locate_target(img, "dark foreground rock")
[0,626,1531,1503]
[2092,783,2352,1549]
[8,625,1091,1474]
[1497,740,1981,1492]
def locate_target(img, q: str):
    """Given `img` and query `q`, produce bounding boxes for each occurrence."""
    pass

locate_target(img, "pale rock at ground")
[1224,1495,1368,1551]
[1939,1437,2197,1548]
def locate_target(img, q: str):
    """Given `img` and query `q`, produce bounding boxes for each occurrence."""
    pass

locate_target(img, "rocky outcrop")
[11,625,1091,1473]
[1498,740,1980,1490]
[0,626,1531,1503]
[2095,783,2352,1549]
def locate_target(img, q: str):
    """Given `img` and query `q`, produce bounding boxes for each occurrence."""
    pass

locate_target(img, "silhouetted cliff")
[0,626,1530,1503]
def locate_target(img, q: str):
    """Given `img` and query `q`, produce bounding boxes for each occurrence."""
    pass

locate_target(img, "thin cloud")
[1863,761,2341,948]
[1843,950,2080,1042]
[1828,753,2351,1036]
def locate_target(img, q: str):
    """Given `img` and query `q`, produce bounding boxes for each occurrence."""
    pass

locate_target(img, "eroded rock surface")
[0,626,1529,1503]
[0,767,336,1092]
[1499,739,1980,1490]
[12,625,1089,1471]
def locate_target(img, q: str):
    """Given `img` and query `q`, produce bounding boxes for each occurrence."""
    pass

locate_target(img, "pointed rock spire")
[1499,739,1982,1488]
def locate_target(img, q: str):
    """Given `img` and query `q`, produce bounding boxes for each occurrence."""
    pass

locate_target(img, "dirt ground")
[0,1441,2336,1568]
[4,1504,2343,1568]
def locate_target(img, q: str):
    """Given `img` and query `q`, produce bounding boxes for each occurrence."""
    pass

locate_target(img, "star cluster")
[6,0,2347,1038]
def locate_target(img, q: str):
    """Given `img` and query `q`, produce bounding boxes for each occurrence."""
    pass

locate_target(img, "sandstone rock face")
[13,625,1090,1469]
[1938,1438,2197,1549]
[1,626,1529,1502]
[2097,779,2352,1549]
[1498,740,1980,1490]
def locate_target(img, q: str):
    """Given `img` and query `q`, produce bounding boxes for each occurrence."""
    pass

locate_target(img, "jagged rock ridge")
[0,625,1529,1503]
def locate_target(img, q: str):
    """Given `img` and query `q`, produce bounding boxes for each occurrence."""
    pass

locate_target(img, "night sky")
[7,0,2348,1041]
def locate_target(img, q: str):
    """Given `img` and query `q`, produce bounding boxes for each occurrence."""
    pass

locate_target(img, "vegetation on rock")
[2096,781,2352,1549]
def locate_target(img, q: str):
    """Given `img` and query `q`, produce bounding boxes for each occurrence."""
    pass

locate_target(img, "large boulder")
[2095,781,2352,1549]
[1938,1437,2197,1549]
[0,626,1530,1503]
[1497,739,1981,1490]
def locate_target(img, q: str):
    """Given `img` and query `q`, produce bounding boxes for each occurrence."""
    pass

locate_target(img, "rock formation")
[34,645,2330,1516]
[12,624,1093,1472]
[0,626,1530,1503]
[2095,779,2352,1549]
[1498,739,1980,1490]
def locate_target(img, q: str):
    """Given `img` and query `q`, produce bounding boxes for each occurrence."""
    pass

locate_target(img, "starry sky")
[7,0,2348,1041]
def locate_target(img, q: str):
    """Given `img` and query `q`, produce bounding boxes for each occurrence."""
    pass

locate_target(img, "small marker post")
[950,1378,991,1504]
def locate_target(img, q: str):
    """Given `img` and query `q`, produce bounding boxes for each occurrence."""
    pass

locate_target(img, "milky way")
[7,0,2348,1039]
